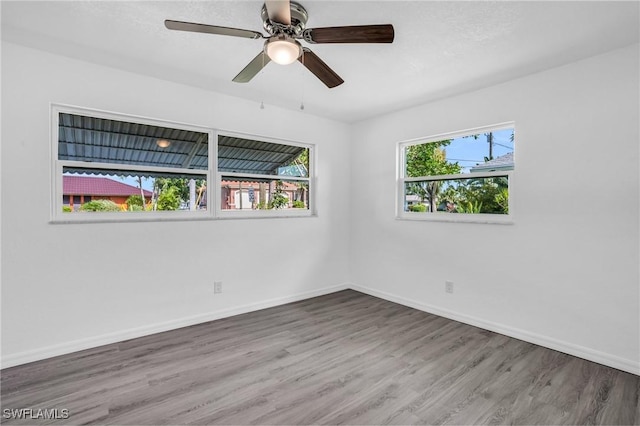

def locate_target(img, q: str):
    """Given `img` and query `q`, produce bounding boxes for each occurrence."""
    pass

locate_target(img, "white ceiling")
[2,1,638,123]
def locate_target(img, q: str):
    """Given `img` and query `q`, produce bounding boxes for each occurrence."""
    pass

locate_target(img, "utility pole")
[487,132,493,160]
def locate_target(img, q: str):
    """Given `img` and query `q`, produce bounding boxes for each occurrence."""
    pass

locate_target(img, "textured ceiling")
[2,1,639,122]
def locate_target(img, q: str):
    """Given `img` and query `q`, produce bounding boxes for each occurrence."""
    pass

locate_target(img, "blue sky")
[442,128,514,173]
[102,175,155,192]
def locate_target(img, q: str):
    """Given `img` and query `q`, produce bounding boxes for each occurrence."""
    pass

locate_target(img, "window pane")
[218,135,309,177]
[405,128,514,177]
[62,168,207,212]
[58,113,209,170]
[220,177,309,210]
[404,176,509,214]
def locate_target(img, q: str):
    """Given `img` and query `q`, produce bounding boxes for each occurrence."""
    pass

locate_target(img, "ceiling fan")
[165,0,394,88]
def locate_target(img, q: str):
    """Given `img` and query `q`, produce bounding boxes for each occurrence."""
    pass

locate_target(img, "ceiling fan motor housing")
[261,1,308,36]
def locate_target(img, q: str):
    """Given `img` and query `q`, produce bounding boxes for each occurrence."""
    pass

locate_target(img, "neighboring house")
[469,152,514,173]
[220,180,305,210]
[63,175,152,210]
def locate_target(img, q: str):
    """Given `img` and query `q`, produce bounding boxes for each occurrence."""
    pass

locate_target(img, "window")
[398,123,514,223]
[51,105,213,222]
[217,133,313,217]
[51,106,315,222]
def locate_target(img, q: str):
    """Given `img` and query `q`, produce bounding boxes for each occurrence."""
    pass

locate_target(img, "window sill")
[218,210,316,220]
[397,212,514,225]
[50,210,317,224]
[50,210,214,224]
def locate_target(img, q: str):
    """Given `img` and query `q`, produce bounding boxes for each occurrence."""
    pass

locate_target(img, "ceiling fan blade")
[265,0,291,25]
[298,48,344,89]
[303,24,394,44]
[165,20,263,39]
[233,52,271,83]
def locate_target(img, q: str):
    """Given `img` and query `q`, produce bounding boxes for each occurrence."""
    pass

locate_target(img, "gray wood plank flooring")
[1,290,638,425]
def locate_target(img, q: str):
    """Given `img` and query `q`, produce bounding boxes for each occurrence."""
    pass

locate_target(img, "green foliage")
[269,180,289,209]
[443,177,508,214]
[292,200,305,208]
[79,199,120,212]
[155,178,186,203]
[457,177,508,214]
[495,187,509,214]
[440,186,461,208]
[62,206,72,213]
[156,186,180,211]
[255,201,268,210]
[126,195,144,209]
[456,200,483,214]
[153,177,206,210]
[405,141,461,212]
[405,141,459,177]
[409,203,427,212]
[288,149,309,176]
[270,194,288,210]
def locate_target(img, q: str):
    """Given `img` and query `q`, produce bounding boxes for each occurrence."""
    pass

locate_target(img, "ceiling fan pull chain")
[300,49,305,110]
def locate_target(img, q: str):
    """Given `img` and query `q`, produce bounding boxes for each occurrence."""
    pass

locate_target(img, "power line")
[448,158,485,163]
[488,141,513,150]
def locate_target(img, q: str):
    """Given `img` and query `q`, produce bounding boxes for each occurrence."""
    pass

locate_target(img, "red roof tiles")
[63,176,152,197]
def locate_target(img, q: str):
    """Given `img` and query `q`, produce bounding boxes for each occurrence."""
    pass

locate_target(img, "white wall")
[350,44,639,374]
[1,42,351,366]
[2,41,638,375]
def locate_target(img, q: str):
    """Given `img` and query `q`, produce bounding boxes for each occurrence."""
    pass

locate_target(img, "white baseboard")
[4,282,638,376]
[1,283,349,369]
[349,283,639,376]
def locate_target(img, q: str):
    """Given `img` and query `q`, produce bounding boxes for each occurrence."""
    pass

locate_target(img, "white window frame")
[50,104,215,223]
[397,122,515,224]
[216,131,316,219]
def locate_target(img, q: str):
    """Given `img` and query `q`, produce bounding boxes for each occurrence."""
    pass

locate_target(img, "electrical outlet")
[445,281,454,294]
[214,281,222,294]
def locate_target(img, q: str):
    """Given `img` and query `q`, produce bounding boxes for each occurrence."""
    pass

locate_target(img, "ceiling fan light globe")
[265,38,302,65]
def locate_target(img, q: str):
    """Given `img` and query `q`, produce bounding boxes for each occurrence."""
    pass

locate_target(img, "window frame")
[50,104,316,223]
[216,130,316,219]
[50,104,216,223]
[396,122,515,224]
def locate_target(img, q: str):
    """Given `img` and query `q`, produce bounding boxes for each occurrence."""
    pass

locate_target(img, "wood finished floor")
[1,290,639,425]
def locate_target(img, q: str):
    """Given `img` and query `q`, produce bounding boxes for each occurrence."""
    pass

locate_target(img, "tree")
[405,141,461,212]
[453,177,508,214]
[156,186,180,210]
[136,176,146,208]
[289,148,309,174]
[79,199,120,212]
[152,177,206,210]
[125,195,144,211]
[269,180,289,209]
[119,175,148,208]
[495,187,509,214]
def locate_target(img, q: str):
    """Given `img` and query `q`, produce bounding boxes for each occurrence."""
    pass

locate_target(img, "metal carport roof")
[59,113,305,176]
